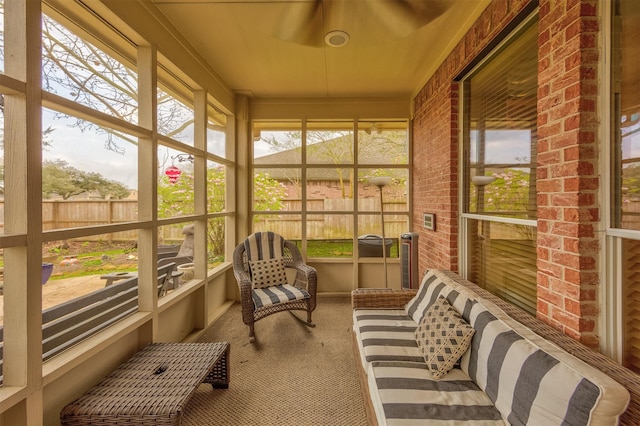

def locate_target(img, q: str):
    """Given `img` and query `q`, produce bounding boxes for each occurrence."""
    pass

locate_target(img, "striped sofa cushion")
[353,309,423,369]
[252,284,310,309]
[461,299,628,425]
[405,269,477,324]
[368,361,505,425]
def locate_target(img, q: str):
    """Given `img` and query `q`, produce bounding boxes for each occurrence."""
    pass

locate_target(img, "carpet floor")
[182,295,368,425]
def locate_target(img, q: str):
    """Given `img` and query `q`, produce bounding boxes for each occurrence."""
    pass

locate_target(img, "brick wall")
[536,0,600,346]
[412,0,600,345]
[412,0,531,274]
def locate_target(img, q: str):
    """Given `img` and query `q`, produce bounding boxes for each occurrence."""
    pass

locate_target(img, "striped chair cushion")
[244,231,285,261]
[352,309,423,369]
[368,361,505,425]
[461,299,626,425]
[252,284,310,309]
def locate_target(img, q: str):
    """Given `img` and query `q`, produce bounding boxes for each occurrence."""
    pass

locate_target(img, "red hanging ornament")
[165,165,181,184]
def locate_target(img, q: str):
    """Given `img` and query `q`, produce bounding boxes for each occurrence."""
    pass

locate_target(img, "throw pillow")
[415,296,475,379]
[248,257,288,289]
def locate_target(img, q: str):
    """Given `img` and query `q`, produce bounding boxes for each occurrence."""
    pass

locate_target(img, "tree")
[253,173,287,211]
[42,160,130,200]
[40,13,194,154]
[0,8,195,193]
[470,168,531,214]
[157,166,285,263]
[261,129,407,199]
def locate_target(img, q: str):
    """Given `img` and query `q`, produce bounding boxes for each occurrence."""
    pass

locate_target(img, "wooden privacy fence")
[255,199,409,240]
[0,200,185,243]
[0,198,409,242]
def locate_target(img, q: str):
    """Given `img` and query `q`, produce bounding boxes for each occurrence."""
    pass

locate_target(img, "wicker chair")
[233,232,317,342]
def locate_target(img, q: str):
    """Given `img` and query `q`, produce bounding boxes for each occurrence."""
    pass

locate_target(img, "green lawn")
[300,239,399,258]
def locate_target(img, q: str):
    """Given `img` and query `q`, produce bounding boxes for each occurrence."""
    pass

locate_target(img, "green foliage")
[253,173,287,211]
[82,259,103,267]
[42,160,130,200]
[158,166,285,262]
[622,164,640,201]
[471,169,532,213]
[158,168,195,218]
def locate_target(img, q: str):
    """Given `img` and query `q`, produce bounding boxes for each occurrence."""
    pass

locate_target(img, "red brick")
[538,233,561,249]
[538,260,563,278]
[552,251,581,269]
[579,1,598,17]
[577,223,595,238]
[537,246,550,261]
[537,220,549,233]
[564,297,581,316]
[580,302,600,317]
[564,268,582,285]
[551,308,580,330]
[537,192,549,205]
[564,20,581,43]
[537,299,550,317]
[563,237,579,253]
[538,285,563,306]
[538,207,561,220]
[550,193,578,206]
[575,274,597,288]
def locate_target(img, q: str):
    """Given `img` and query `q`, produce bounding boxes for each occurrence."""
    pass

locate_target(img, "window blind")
[463,17,538,316]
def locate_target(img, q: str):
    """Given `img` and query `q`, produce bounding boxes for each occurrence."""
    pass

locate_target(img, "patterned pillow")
[249,257,288,289]
[415,295,475,379]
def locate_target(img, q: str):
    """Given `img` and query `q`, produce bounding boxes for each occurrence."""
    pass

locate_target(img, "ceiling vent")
[324,30,349,47]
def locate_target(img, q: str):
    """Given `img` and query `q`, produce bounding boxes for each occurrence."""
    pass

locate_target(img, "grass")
[30,239,398,281]
[46,246,138,280]
[302,239,399,258]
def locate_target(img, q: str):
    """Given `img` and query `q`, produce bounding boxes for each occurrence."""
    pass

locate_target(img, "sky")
[40,110,226,190]
[469,129,532,165]
[42,110,139,189]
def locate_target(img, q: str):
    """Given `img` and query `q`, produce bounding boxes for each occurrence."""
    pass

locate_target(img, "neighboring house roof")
[255,136,406,182]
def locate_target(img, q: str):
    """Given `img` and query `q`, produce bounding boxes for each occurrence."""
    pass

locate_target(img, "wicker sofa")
[352,270,631,425]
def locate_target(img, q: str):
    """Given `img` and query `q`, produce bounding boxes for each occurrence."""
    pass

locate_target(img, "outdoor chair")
[157,224,194,270]
[102,225,194,292]
[233,231,317,342]
[156,223,195,292]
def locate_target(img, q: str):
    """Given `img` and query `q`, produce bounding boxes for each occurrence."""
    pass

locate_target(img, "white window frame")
[458,13,538,289]
[599,0,640,363]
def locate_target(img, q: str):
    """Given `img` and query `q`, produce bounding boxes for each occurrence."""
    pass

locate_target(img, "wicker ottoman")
[60,342,230,426]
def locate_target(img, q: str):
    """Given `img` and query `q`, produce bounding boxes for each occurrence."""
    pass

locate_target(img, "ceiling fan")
[272,0,448,47]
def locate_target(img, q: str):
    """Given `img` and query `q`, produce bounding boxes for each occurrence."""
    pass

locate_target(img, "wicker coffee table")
[60,342,230,426]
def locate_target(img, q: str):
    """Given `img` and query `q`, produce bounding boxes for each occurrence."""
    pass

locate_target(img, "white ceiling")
[150,0,490,99]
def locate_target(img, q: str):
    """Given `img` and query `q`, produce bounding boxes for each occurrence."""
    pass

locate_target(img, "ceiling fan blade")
[367,0,447,37]
[272,0,324,47]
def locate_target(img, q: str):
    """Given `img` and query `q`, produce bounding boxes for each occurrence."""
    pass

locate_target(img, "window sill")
[41,262,233,386]
[0,386,28,413]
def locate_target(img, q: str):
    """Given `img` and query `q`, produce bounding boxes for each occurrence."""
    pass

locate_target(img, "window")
[0,1,233,384]
[609,0,640,373]
[206,95,232,270]
[251,120,409,258]
[42,14,138,125]
[461,17,538,314]
[42,109,138,229]
[158,146,195,218]
[157,81,194,144]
